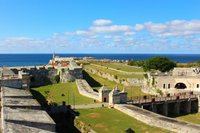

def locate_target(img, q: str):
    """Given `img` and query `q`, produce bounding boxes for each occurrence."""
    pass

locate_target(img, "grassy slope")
[31,82,94,105]
[84,64,144,79]
[176,113,200,125]
[76,108,169,133]
[84,71,145,98]
[93,62,144,72]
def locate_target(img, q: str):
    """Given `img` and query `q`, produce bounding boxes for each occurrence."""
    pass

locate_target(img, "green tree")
[143,56,176,72]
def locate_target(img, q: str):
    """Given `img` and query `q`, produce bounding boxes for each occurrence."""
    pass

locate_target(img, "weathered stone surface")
[76,79,99,101]
[1,87,56,133]
[84,66,143,86]
[114,104,200,133]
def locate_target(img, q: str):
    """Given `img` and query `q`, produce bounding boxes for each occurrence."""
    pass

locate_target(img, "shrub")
[156,88,163,96]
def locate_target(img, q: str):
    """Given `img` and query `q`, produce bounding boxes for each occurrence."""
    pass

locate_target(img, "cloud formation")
[144,20,200,37]
[1,19,200,53]
[90,25,132,33]
[93,19,112,26]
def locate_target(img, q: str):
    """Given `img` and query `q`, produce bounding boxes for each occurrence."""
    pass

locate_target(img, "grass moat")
[75,108,170,133]
[31,82,94,105]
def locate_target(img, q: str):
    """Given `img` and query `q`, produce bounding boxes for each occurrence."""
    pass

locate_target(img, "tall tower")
[52,52,55,59]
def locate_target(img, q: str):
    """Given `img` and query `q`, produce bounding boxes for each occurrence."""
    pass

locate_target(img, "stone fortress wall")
[9,66,58,87]
[76,79,127,106]
[1,86,56,133]
[84,66,143,86]
[76,79,99,101]
[114,104,200,133]
[91,63,144,75]
[0,79,22,89]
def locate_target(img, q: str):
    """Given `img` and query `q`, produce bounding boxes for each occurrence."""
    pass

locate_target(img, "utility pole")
[72,93,75,110]
[68,89,70,105]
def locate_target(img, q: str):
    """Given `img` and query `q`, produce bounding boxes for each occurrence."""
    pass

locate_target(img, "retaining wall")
[114,104,200,133]
[0,79,22,88]
[91,63,144,75]
[84,66,143,86]
[74,118,96,133]
[76,79,99,101]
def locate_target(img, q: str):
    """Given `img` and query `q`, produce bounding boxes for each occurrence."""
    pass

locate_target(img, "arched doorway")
[175,83,187,89]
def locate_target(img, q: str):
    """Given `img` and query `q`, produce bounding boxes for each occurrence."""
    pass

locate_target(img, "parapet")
[1,87,56,133]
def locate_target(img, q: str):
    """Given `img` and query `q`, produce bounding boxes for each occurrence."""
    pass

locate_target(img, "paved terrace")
[1,87,56,133]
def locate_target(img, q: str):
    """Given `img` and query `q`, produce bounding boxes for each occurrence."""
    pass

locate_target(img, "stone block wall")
[0,79,22,88]
[114,104,200,133]
[12,67,58,87]
[76,79,99,101]
[84,67,143,86]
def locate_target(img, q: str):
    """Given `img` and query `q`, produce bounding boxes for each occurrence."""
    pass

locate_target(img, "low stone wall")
[10,66,58,87]
[84,67,143,86]
[29,68,58,87]
[91,63,144,75]
[0,79,22,88]
[141,79,159,95]
[76,79,99,101]
[114,104,200,133]
[74,118,96,133]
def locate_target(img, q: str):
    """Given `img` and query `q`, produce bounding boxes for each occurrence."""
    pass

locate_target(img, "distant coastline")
[1,53,200,66]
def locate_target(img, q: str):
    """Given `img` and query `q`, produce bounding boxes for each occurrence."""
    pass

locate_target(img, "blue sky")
[0,0,200,53]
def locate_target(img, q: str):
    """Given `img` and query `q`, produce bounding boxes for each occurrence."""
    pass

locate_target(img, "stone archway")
[175,83,187,89]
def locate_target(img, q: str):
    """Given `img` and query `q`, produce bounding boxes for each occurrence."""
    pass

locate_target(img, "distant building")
[148,67,200,93]
[99,85,111,102]
[48,54,83,82]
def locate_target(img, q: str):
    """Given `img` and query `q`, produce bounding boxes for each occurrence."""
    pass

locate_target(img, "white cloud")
[112,36,122,42]
[93,19,112,26]
[124,32,136,36]
[145,22,167,33]
[134,24,144,31]
[75,30,93,36]
[6,37,33,41]
[144,20,200,37]
[4,37,34,45]
[90,25,132,33]
[104,35,112,39]
[2,19,200,53]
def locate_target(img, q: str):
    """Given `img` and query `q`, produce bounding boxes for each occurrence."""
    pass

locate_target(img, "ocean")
[0,54,200,67]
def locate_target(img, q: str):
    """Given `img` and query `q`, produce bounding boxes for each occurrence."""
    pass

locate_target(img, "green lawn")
[84,71,146,98]
[76,108,170,133]
[31,82,94,105]
[84,64,144,79]
[176,113,200,125]
[93,62,144,72]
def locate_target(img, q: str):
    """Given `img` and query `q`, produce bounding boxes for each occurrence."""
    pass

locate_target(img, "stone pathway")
[71,103,108,109]
[115,104,200,133]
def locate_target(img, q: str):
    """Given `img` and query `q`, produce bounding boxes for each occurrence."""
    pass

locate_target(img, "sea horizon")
[0,53,200,67]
